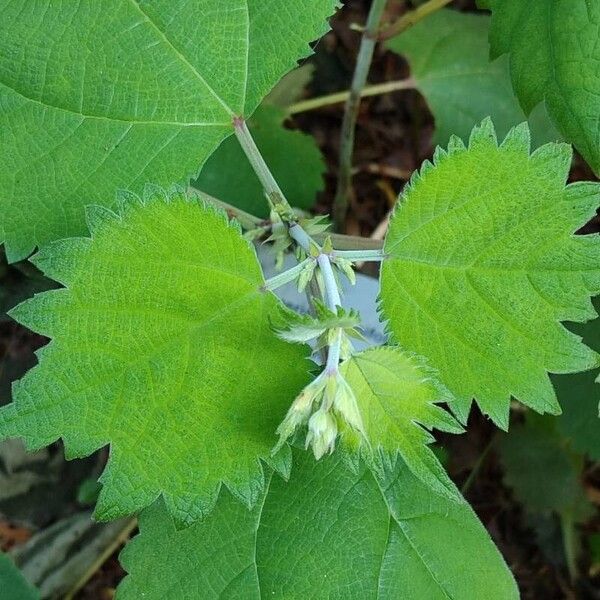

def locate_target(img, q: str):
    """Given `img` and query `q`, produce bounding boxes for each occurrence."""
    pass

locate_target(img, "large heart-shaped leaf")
[117,450,518,599]
[0,189,310,526]
[380,120,600,428]
[480,0,600,174]
[0,0,338,261]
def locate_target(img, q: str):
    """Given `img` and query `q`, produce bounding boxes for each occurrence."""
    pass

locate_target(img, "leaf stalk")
[233,116,294,218]
[378,0,453,41]
[287,78,415,115]
[332,248,387,262]
[233,115,359,449]
[263,258,314,291]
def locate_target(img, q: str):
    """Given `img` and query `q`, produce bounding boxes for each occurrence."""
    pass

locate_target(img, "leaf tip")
[85,204,121,236]
[468,117,498,149]
[500,121,531,154]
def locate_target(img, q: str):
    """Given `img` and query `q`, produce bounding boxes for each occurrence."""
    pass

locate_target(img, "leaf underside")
[482,0,600,174]
[0,189,311,527]
[386,8,559,147]
[340,347,463,500]
[0,0,338,261]
[380,119,600,428]
[117,449,518,599]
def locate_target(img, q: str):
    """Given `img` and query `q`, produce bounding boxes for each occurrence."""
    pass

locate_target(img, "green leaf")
[482,0,600,174]
[380,119,600,428]
[192,104,325,217]
[117,449,518,599]
[274,301,361,344]
[0,188,310,526]
[0,0,338,262]
[554,307,600,460]
[0,554,39,600]
[498,414,593,521]
[386,9,559,147]
[263,64,315,109]
[340,347,463,500]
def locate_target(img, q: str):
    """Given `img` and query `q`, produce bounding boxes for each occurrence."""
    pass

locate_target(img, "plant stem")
[233,117,315,256]
[233,116,344,373]
[317,253,343,374]
[378,0,453,41]
[288,78,415,115]
[332,248,387,262]
[317,253,342,310]
[233,116,358,380]
[318,233,383,251]
[307,277,328,363]
[288,222,312,253]
[560,510,579,582]
[189,187,263,229]
[333,0,388,232]
[325,329,343,374]
[263,258,313,291]
[233,117,293,216]
[64,518,137,600]
[461,434,497,495]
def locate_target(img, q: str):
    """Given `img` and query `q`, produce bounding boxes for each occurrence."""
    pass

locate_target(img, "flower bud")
[273,375,327,454]
[306,409,337,459]
[297,260,316,292]
[335,257,356,285]
[333,375,365,435]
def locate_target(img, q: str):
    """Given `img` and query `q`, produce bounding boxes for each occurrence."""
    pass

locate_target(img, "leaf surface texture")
[341,347,463,499]
[0,0,338,260]
[0,190,310,526]
[118,450,518,599]
[380,120,600,427]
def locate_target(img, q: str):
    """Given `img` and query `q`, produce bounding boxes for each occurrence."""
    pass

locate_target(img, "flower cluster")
[274,369,365,459]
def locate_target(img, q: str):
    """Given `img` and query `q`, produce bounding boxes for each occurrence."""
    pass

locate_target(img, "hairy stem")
[333,0,388,232]
[321,233,383,251]
[332,248,387,262]
[233,116,345,375]
[317,253,344,374]
[288,77,415,115]
[317,253,342,311]
[189,188,263,229]
[307,278,329,363]
[233,117,293,215]
[288,222,312,253]
[378,0,453,41]
[190,187,385,250]
[325,329,343,375]
[263,258,313,291]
